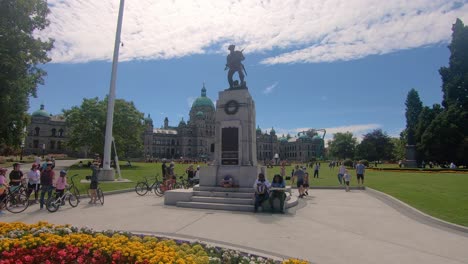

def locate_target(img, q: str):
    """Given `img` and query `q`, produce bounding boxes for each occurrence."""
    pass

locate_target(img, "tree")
[327,132,357,160]
[390,137,406,161]
[0,0,54,151]
[415,104,442,160]
[355,129,394,161]
[63,97,145,158]
[404,89,423,145]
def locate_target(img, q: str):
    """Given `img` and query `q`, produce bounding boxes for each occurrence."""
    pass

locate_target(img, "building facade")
[27,86,325,161]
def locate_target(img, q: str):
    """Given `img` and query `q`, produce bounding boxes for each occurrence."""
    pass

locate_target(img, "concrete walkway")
[1,160,468,263]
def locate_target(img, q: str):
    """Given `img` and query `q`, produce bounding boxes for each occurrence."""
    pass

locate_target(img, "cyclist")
[9,163,24,190]
[55,170,68,205]
[88,163,99,204]
[27,164,41,204]
[40,162,55,210]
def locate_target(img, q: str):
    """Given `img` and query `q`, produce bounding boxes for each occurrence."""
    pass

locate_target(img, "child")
[0,168,9,215]
[55,170,68,205]
[343,169,351,192]
[89,163,99,204]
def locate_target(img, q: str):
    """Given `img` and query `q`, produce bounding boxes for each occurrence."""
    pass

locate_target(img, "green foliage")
[390,137,405,161]
[327,132,357,160]
[355,129,394,161]
[404,89,423,145]
[342,159,353,167]
[63,97,145,158]
[0,0,53,151]
[359,159,369,167]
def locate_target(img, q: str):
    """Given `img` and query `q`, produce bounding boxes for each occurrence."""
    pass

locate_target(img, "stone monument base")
[97,168,115,181]
[200,165,265,188]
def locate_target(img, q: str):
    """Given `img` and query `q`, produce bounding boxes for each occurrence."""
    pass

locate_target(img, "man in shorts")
[355,161,366,186]
[293,165,305,198]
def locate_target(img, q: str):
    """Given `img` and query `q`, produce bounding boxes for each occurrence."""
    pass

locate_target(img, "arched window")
[51,128,56,137]
[58,129,64,137]
[35,127,40,136]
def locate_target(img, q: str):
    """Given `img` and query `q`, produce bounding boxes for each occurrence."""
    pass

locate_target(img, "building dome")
[270,127,276,135]
[312,135,323,142]
[196,111,204,117]
[191,83,215,110]
[32,104,50,118]
[179,117,186,126]
[279,137,288,143]
[144,114,153,123]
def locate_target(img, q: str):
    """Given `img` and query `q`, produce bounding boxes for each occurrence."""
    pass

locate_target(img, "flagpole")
[102,0,125,180]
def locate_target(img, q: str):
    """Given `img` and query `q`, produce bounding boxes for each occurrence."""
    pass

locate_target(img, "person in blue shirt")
[269,174,286,213]
[355,161,366,186]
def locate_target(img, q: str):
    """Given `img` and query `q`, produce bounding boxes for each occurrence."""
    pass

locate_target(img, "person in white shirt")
[253,173,271,212]
[27,164,41,203]
[343,170,351,192]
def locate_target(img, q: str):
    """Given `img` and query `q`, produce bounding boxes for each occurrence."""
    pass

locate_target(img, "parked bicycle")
[155,174,187,195]
[0,182,29,213]
[135,175,162,196]
[45,175,80,213]
[68,173,80,201]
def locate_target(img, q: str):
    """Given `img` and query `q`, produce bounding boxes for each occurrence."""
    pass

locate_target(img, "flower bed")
[0,222,308,264]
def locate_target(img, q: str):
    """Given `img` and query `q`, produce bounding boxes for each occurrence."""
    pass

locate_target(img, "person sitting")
[253,173,271,212]
[269,174,286,213]
[220,175,233,188]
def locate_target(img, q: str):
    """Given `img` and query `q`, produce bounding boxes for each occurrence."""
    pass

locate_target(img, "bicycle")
[135,175,162,196]
[68,173,81,201]
[45,185,80,213]
[0,182,29,214]
[85,175,104,205]
[155,174,185,195]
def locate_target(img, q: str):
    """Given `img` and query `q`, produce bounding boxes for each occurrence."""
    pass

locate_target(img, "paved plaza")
[1,161,468,263]
[2,161,468,264]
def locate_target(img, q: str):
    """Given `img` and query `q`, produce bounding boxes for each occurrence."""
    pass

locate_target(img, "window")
[57,141,62,150]
[51,128,56,137]
[35,127,40,136]
[50,141,55,150]
[33,140,39,148]
[58,129,64,137]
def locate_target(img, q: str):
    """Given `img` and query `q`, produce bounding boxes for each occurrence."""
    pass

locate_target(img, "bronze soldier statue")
[225,44,247,89]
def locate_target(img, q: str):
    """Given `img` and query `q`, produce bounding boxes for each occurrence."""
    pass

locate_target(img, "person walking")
[337,163,346,186]
[313,162,320,178]
[343,169,351,192]
[39,162,55,209]
[292,165,306,198]
[355,161,366,186]
[27,164,41,203]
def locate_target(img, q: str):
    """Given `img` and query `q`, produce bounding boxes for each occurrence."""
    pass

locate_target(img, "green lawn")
[66,161,468,227]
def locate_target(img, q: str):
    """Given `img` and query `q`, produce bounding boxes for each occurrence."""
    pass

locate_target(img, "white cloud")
[263,82,278,94]
[41,0,468,64]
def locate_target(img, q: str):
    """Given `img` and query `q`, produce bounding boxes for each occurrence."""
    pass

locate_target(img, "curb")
[365,187,468,235]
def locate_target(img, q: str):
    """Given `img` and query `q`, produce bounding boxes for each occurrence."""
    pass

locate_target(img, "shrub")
[359,160,369,167]
[343,159,353,167]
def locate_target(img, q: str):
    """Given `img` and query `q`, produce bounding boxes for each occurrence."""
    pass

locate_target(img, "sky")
[29,0,468,142]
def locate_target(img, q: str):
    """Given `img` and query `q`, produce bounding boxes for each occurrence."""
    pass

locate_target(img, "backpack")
[256,183,267,195]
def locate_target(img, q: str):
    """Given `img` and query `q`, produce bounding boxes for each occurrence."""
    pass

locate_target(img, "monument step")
[191,196,253,205]
[193,186,255,193]
[176,201,254,212]
[193,191,254,199]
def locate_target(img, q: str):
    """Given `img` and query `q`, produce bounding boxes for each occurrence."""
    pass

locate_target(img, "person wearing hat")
[55,170,68,205]
[9,163,24,189]
[39,162,55,209]
[27,164,41,203]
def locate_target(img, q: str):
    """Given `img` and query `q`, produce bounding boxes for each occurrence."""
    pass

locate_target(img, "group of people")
[161,160,201,189]
[253,173,286,213]
[0,161,69,214]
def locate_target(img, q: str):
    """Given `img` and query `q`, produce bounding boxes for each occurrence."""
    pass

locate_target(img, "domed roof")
[32,104,50,118]
[192,83,215,110]
[196,111,204,117]
[179,117,186,125]
[279,137,288,143]
[299,133,311,141]
[312,135,323,141]
[270,127,276,134]
[144,114,153,122]
[256,126,261,132]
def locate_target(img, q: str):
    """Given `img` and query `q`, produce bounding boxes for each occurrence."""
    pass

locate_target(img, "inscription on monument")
[221,127,239,165]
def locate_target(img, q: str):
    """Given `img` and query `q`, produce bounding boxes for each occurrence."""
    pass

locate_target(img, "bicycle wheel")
[154,182,164,197]
[71,186,81,201]
[5,193,29,213]
[97,188,104,205]
[68,193,79,207]
[46,197,60,213]
[135,182,149,196]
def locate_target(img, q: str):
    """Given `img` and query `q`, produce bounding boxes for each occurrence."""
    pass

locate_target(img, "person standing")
[343,169,351,192]
[337,163,346,185]
[186,164,194,181]
[27,164,41,203]
[0,168,9,215]
[355,161,366,186]
[313,162,320,178]
[161,160,167,179]
[9,163,24,190]
[55,170,68,205]
[292,165,305,198]
[39,162,55,209]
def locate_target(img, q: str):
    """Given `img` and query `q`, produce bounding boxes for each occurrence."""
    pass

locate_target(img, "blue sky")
[29,0,467,142]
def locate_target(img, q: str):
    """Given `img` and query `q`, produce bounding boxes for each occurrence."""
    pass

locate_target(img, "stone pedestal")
[199,88,263,188]
[97,168,115,181]
[404,145,418,168]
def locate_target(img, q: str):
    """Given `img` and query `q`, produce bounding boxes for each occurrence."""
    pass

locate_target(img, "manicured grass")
[66,161,468,227]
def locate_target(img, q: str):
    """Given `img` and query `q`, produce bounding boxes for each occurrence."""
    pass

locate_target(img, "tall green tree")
[390,137,406,161]
[63,97,145,158]
[355,129,394,161]
[415,104,442,160]
[0,0,54,151]
[419,18,468,165]
[327,132,357,160]
[404,89,423,146]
